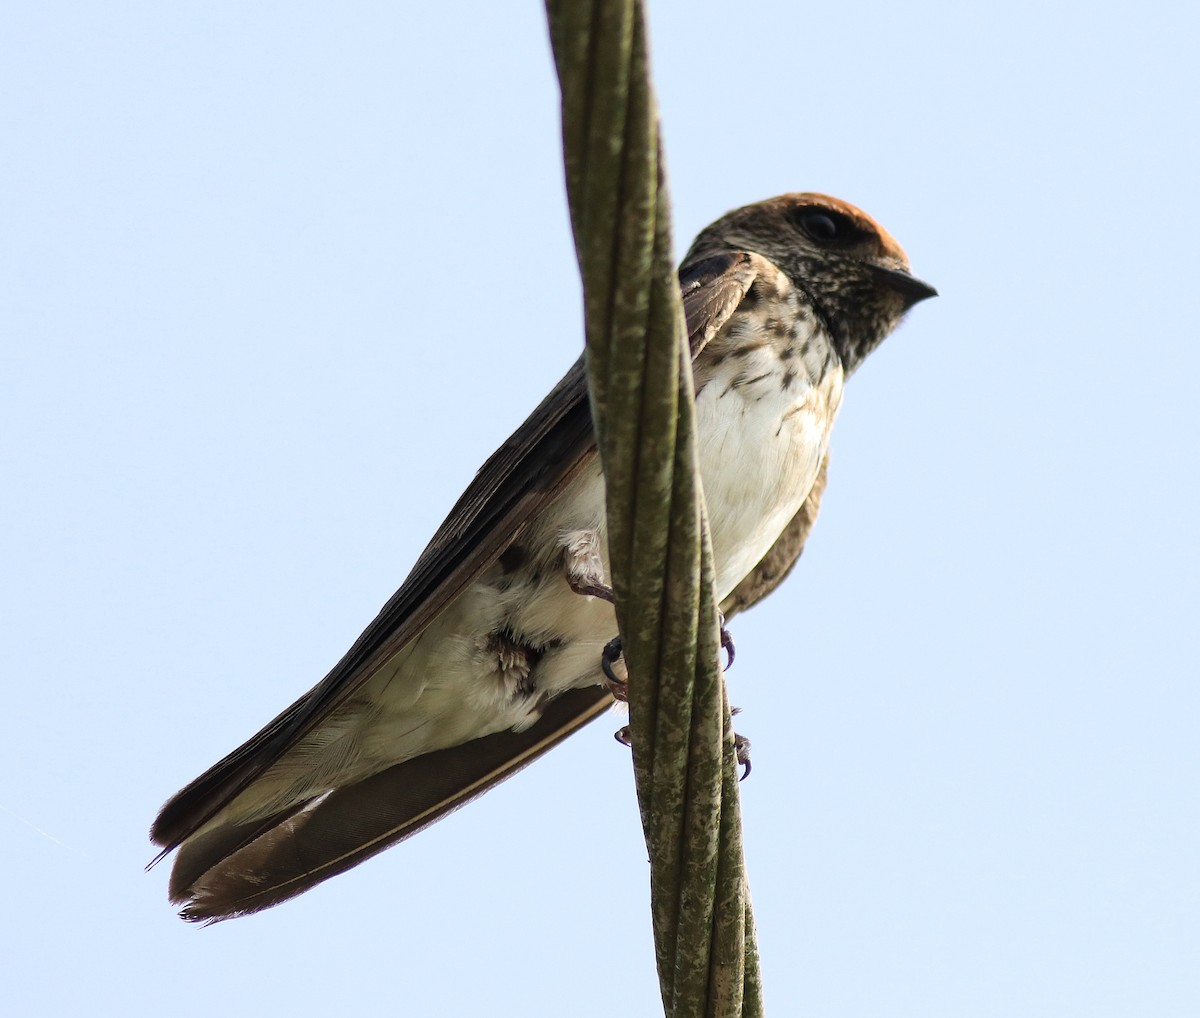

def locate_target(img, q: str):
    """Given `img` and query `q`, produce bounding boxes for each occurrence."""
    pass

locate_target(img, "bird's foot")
[601,635,628,701]
[600,616,732,699]
[719,614,736,671]
[733,727,752,781]
[584,583,733,730]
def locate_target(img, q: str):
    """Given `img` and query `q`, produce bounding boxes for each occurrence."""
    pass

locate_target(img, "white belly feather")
[226,329,844,824]
[695,350,842,600]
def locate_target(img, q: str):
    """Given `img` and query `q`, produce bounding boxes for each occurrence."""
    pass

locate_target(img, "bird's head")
[687,192,937,374]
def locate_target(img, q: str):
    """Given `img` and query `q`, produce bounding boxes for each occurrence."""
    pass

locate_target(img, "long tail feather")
[171,686,611,922]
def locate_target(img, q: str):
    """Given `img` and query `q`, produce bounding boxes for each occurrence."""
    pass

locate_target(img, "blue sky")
[2,2,1197,1015]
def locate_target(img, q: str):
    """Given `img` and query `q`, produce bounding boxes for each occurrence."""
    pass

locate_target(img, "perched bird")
[150,192,936,921]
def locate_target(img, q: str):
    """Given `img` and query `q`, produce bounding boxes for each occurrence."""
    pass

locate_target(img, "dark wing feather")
[152,250,761,876]
[679,250,760,354]
[152,362,596,854]
[174,686,611,922]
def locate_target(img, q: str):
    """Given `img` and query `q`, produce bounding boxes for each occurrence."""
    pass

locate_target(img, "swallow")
[150,193,936,921]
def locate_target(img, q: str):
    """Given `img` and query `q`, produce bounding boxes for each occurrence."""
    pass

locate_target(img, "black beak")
[873,264,938,307]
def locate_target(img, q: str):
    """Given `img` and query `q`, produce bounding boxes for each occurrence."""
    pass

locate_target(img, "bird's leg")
[561,530,627,701]
[731,707,752,780]
[733,735,752,780]
[719,613,736,670]
[599,636,628,701]
[560,530,739,750]
[562,529,615,603]
[718,620,746,780]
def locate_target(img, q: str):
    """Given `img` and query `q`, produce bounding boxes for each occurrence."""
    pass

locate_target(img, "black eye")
[799,211,840,243]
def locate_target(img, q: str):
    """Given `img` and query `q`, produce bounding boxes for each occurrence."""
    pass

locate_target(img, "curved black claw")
[717,612,735,671]
[733,732,752,780]
[601,635,628,701]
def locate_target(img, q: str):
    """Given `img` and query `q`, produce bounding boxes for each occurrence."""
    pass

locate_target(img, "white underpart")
[221,312,845,826]
[695,348,842,599]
